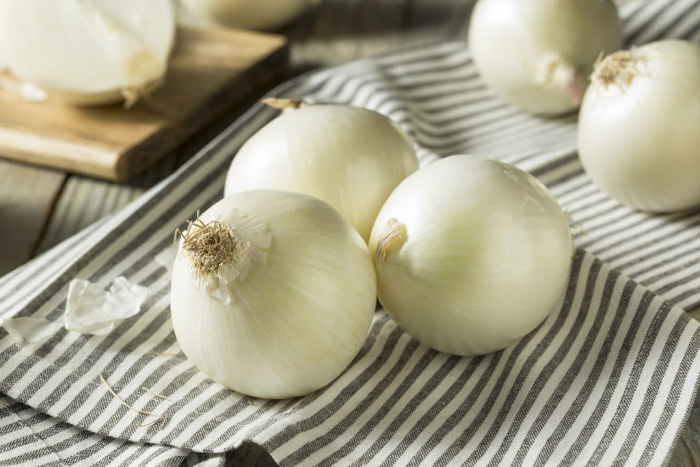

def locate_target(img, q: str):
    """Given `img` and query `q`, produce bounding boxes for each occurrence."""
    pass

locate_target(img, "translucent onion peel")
[1,317,62,347]
[369,155,573,357]
[170,190,377,399]
[224,104,419,242]
[65,277,149,335]
[468,0,623,115]
[0,0,176,105]
[578,40,700,212]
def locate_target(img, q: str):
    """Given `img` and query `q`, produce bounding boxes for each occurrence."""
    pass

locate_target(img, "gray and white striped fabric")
[2,0,700,465]
[0,396,214,467]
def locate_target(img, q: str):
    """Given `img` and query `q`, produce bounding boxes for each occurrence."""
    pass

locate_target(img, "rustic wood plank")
[0,26,287,181]
[35,82,266,255]
[0,160,65,276]
[285,0,474,73]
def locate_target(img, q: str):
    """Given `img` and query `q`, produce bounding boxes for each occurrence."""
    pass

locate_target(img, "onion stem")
[375,218,407,266]
[262,97,306,110]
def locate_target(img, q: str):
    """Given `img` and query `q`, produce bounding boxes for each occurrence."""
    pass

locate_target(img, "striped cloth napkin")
[2,0,700,465]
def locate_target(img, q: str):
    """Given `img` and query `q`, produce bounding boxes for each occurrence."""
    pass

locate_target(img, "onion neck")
[262,97,306,110]
[375,218,407,266]
[535,53,586,106]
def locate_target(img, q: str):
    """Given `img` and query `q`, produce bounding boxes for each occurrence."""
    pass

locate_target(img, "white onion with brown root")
[468,0,623,115]
[170,190,377,399]
[224,102,419,242]
[578,40,700,212]
[0,0,176,106]
[369,155,573,357]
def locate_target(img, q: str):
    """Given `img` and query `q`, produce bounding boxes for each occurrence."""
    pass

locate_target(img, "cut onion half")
[0,0,176,106]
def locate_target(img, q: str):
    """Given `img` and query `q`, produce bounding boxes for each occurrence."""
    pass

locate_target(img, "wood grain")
[0,26,287,181]
[0,160,64,277]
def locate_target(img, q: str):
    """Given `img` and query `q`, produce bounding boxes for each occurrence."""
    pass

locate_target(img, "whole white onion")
[369,155,573,356]
[578,40,700,212]
[170,190,377,399]
[468,0,623,115]
[179,0,309,31]
[0,0,176,105]
[224,104,419,242]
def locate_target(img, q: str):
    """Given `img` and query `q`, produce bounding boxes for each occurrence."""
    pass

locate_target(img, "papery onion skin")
[224,105,419,242]
[468,0,623,115]
[170,190,377,399]
[179,0,309,31]
[0,0,175,105]
[369,155,573,357]
[578,40,700,212]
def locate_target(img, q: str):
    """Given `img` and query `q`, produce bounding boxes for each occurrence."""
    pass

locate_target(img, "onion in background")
[468,0,623,115]
[578,40,700,212]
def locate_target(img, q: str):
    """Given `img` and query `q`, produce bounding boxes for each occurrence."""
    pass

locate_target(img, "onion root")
[593,49,644,90]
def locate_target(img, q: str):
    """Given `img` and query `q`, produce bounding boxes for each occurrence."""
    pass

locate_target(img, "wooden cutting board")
[0,26,288,181]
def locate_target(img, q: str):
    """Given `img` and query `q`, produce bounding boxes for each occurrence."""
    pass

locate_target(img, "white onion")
[0,0,176,105]
[578,40,700,212]
[224,104,419,242]
[178,0,309,31]
[170,190,377,399]
[369,155,573,356]
[468,0,623,115]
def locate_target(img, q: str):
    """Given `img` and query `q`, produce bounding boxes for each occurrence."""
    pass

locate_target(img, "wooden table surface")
[0,1,698,465]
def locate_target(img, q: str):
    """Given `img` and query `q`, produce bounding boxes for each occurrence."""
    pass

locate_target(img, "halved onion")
[0,0,176,105]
